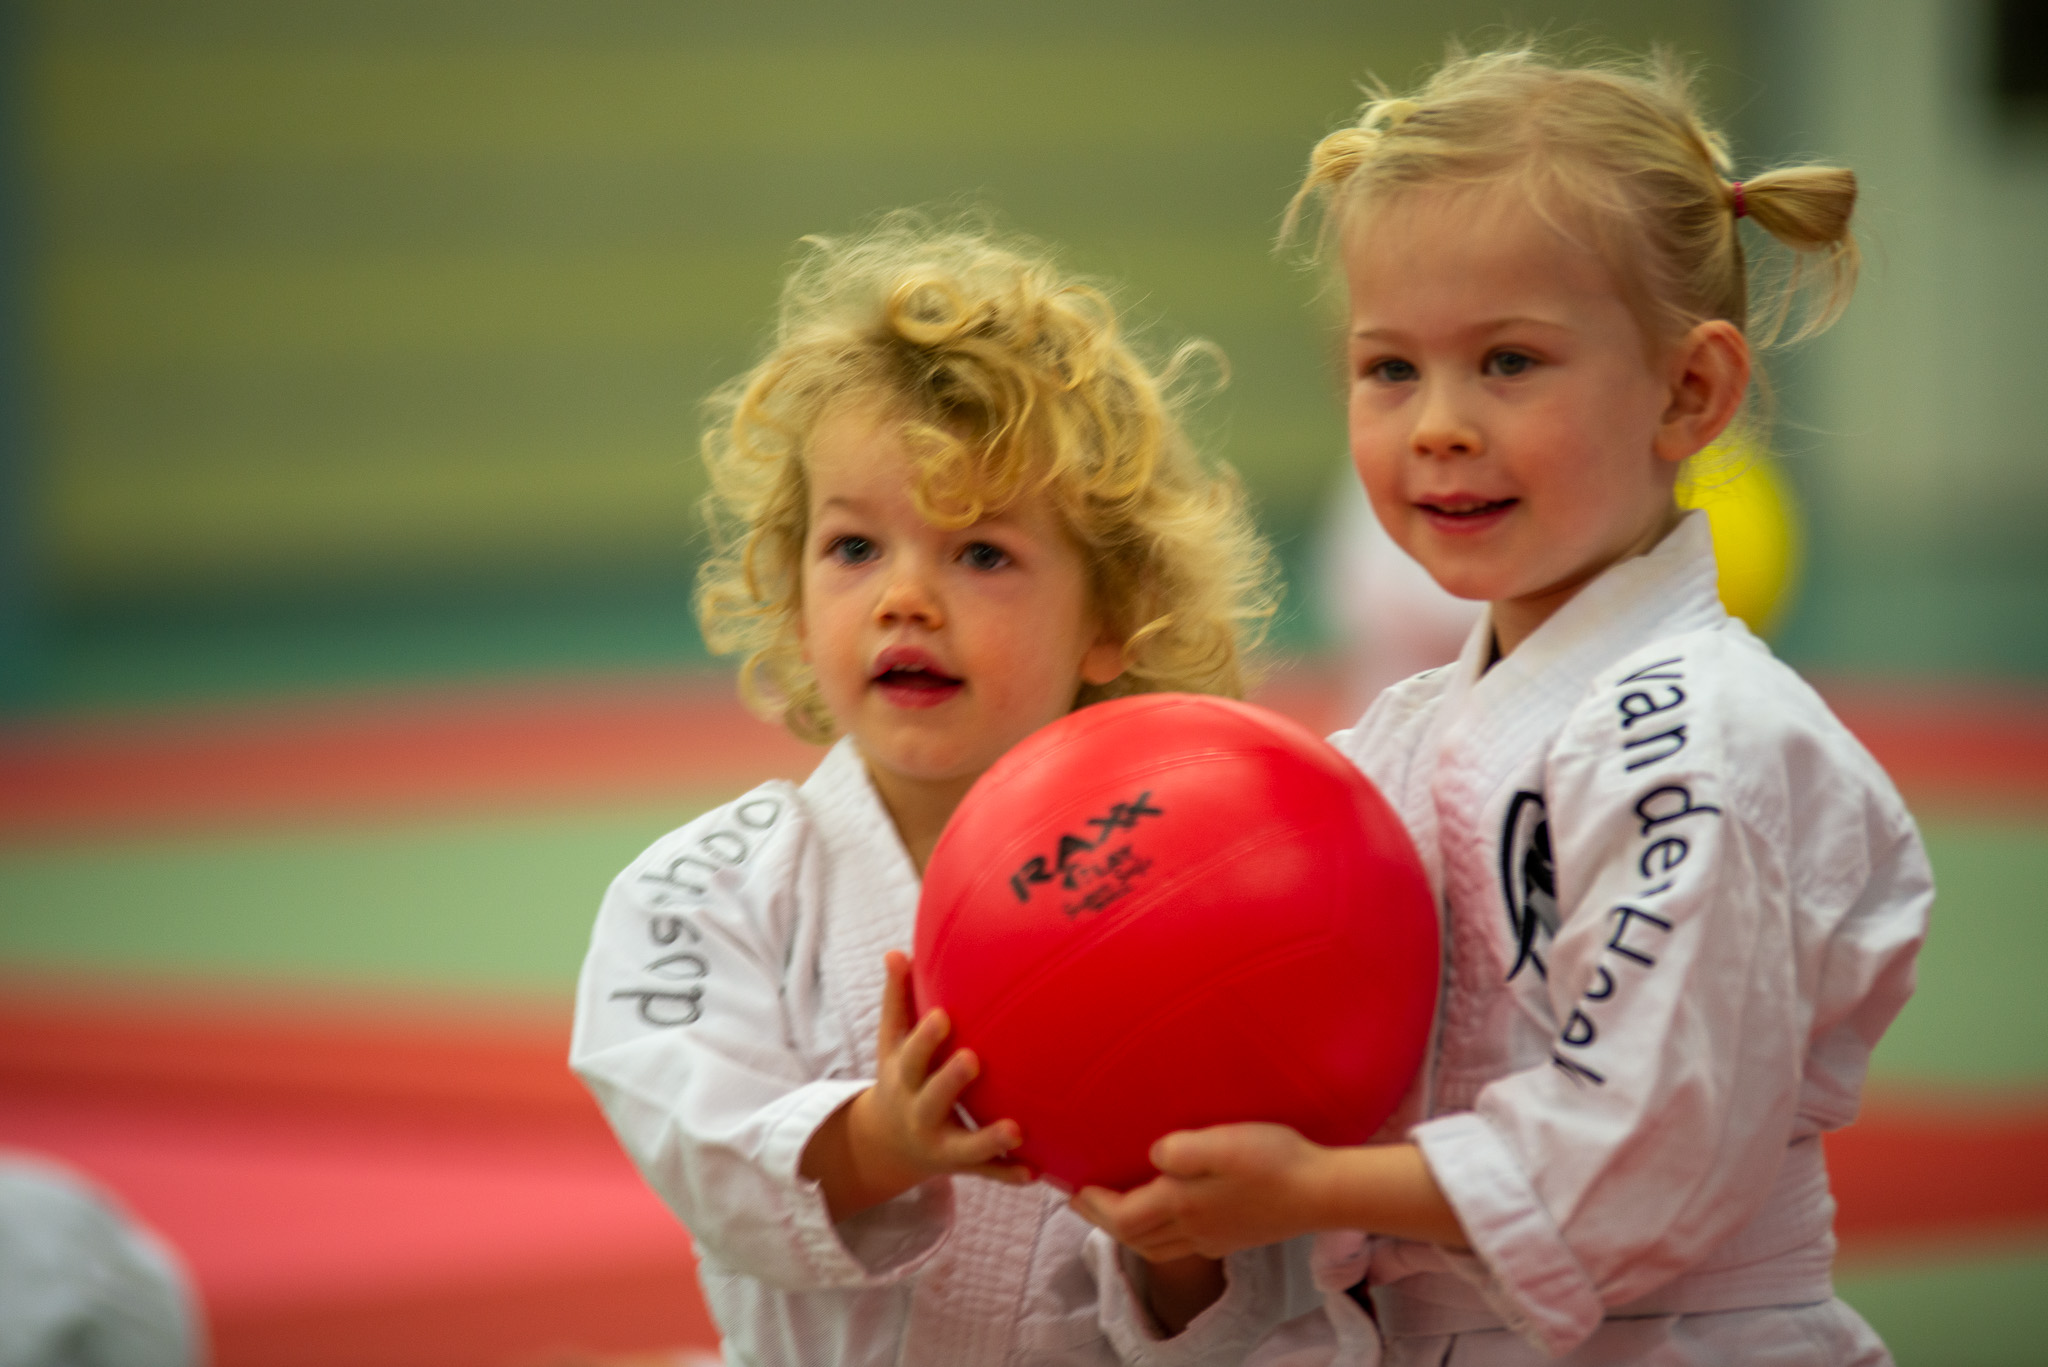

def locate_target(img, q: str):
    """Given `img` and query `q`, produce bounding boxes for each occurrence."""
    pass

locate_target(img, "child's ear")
[1079,635,1126,687]
[1655,320,1751,464]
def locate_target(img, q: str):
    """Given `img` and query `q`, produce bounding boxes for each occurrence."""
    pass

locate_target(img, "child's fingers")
[909,1044,982,1131]
[894,951,919,1021]
[1071,1180,1177,1246]
[937,1113,1020,1168]
[1073,1188,1196,1262]
[875,951,914,1057]
[1149,1129,1219,1179]
[1133,1233,1203,1263]
[1067,1186,1116,1232]
[1150,1120,1297,1178]
[890,1006,952,1089]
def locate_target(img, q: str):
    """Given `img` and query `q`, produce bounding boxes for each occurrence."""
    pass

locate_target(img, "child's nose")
[875,558,944,627]
[1411,383,1481,458]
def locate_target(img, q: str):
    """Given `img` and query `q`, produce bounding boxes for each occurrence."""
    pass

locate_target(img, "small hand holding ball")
[802,951,1032,1220]
[1071,1123,1328,1263]
[1073,1123,1469,1261]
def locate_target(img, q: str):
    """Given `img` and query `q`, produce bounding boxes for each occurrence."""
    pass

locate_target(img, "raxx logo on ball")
[1008,791,1164,916]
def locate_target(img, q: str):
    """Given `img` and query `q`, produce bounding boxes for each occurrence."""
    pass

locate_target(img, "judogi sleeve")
[569,787,951,1291]
[1410,641,1927,1355]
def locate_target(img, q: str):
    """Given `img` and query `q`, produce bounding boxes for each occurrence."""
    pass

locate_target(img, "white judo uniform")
[571,738,1291,1367]
[1098,513,1931,1366]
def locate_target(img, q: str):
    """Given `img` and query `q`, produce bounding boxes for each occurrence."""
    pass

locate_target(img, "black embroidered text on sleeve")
[1551,657,1723,1086]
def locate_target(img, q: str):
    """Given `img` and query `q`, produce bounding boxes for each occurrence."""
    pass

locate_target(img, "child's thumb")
[1148,1129,1214,1178]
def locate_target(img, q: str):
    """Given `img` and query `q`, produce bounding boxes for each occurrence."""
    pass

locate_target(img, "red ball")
[913,693,1439,1194]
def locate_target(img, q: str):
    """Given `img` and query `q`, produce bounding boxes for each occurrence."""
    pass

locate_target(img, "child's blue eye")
[961,541,1011,572]
[1369,358,1419,383]
[1488,350,1535,378]
[829,535,876,564]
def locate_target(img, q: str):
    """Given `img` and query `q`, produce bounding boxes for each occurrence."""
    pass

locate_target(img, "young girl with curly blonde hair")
[1079,46,1930,1367]
[572,218,1277,1366]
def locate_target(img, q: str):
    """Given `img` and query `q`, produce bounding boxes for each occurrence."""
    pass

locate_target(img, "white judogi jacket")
[1098,513,1929,1366]
[571,739,1292,1367]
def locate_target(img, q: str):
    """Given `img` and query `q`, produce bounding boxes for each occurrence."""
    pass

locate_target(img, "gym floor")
[3,664,2043,1366]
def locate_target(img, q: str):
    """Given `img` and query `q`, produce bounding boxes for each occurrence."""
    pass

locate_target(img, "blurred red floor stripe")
[1821,682,2048,812]
[5,667,2043,839]
[1828,1089,2048,1259]
[0,985,714,1367]
[2,985,2044,1367]
[0,673,817,839]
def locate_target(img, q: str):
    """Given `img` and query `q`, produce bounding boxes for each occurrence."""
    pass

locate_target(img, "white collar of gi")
[802,734,922,888]
[1448,508,1728,711]
[801,736,926,1059]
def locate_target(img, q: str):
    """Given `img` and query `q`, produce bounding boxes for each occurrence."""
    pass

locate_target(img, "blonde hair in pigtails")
[1735,165,1859,346]
[1284,44,1862,364]
[1279,95,1417,253]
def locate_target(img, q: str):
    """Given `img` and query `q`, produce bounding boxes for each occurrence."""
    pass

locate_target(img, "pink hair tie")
[1730,180,1747,219]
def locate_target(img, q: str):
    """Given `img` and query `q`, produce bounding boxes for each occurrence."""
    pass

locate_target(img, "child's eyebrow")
[1350,315,1571,343]
[1475,315,1572,336]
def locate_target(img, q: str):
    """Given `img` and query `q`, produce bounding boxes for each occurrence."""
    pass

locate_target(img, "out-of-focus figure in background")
[0,1153,204,1367]
[1319,434,1801,715]
[1318,469,1486,716]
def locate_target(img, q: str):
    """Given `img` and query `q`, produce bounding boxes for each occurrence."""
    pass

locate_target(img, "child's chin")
[1413,565,1498,603]
[860,734,985,783]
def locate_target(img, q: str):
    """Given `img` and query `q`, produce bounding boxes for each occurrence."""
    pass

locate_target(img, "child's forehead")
[805,391,980,462]
[803,399,1063,527]
[1348,180,1591,265]
[1341,181,1626,320]
[807,394,912,462]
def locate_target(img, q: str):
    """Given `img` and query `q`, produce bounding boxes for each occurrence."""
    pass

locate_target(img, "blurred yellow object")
[1678,438,1800,638]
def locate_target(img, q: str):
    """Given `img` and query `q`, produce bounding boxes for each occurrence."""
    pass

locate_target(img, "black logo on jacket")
[1500,790,1558,981]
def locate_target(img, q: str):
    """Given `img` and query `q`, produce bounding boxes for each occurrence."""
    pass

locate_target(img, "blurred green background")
[5,0,2044,710]
[1,1,2044,1363]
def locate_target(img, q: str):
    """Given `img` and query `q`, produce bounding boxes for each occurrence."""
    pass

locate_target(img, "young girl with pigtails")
[1078,46,1931,1366]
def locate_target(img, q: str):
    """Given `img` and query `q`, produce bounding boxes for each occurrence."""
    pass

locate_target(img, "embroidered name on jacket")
[1552,655,1722,1086]
[615,796,785,1028]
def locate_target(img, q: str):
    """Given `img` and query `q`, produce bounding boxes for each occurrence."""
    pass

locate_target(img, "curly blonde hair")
[1283,44,1860,353]
[695,216,1278,743]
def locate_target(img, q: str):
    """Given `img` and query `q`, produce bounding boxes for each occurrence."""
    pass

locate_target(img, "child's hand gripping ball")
[912,693,1439,1194]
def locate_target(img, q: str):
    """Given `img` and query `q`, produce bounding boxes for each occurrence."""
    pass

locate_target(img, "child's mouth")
[1419,497,1517,530]
[872,664,965,708]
